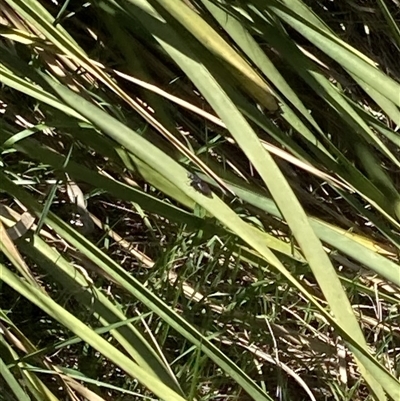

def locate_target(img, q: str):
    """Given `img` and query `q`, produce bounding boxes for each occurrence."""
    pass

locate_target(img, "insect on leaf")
[188,173,213,198]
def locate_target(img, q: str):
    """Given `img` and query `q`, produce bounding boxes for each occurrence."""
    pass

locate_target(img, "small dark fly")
[188,172,213,198]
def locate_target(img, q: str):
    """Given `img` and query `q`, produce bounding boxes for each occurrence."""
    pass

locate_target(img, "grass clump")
[0,1,399,400]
